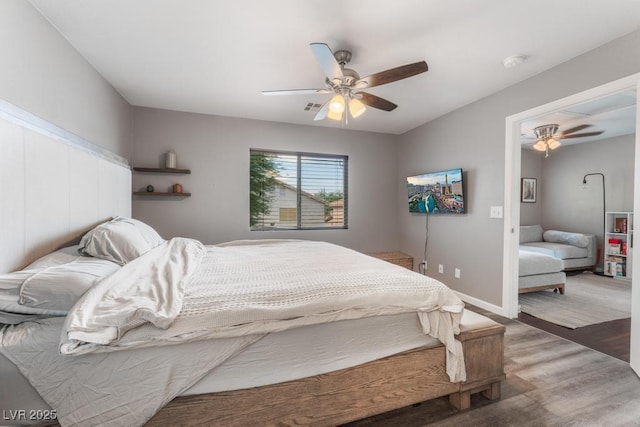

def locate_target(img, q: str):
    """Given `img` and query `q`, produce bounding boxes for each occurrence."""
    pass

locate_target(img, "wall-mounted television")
[407,168,465,214]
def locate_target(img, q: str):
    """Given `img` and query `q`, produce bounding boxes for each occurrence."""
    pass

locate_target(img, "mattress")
[185,311,439,395]
[0,312,440,424]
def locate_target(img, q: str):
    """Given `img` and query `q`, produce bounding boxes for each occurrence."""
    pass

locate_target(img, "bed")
[1,220,505,426]
[0,105,505,426]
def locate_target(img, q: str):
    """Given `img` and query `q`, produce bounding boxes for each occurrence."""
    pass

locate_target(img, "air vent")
[304,103,323,112]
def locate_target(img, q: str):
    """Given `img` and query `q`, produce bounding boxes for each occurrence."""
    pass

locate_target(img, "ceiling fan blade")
[355,61,428,89]
[313,102,329,121]
[560,124,593,135]
[262,88,331,96]
[358,92,398,111]
[310,43,344,81]
[560,131,605,139]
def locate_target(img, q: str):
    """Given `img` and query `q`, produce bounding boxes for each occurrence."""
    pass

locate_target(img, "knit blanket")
[60,238,466,381]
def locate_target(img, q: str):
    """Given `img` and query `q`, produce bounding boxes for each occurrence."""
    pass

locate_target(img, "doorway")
[502,73,640,374]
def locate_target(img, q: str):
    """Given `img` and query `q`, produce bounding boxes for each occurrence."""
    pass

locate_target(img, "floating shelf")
[132,167,191,174]
[133,192,191,197]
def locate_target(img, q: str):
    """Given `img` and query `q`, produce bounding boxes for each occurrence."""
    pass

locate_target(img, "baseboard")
[454,290,508,318]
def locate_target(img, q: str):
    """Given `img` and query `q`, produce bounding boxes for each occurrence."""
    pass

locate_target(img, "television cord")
[419,210,429,275]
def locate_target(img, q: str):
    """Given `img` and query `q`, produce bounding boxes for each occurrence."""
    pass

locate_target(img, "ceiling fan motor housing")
[341,68,360,86]
[534,124,559,140]
[332,50,360,85]
[333,49,352,66]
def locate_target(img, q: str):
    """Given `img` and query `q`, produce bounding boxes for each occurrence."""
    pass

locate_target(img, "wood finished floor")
[346,306,640,427]
[517,312,630,362]
[516,270,631,362]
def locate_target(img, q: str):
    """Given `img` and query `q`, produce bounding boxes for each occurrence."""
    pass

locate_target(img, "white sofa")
[518,249,565,294]
[519,224,597,271]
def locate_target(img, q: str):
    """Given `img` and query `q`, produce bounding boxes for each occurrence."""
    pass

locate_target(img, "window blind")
[250,149,348,230]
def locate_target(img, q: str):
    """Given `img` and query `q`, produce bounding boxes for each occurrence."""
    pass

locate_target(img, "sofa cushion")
[519,271,566,289]
[520,242,588,259]
[543,230,590,248]
[563,257,596,269]
[520,225,543,244]
[519,249,564,276]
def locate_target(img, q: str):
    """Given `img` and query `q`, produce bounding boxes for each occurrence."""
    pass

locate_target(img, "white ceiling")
[29,0,640,135]
[521,90,637,150]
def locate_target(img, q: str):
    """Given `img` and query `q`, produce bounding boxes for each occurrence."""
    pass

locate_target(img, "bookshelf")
[604,212,633,279]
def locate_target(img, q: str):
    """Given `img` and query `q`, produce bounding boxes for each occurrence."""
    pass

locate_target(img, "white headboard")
[0,100,131,273]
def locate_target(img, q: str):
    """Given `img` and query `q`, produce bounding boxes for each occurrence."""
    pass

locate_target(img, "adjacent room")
[1,1,640,425]
[517,92,636,361]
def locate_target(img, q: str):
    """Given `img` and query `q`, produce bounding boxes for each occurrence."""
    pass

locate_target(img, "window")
[250,149,348,230]
[279,208,297,222]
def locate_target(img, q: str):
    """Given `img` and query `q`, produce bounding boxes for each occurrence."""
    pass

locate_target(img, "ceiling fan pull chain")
[343,98,349,126]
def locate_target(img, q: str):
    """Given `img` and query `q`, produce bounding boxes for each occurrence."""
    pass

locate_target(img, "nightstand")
[367,251,414,270]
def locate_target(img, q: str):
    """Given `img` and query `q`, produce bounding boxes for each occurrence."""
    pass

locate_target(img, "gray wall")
[7,0,639,309]
[519,136,635,265]
[397,30,640,307]
[0,1,133,158]
[520,149,543,226]
[132,108,400,253]
[539,135,635,247]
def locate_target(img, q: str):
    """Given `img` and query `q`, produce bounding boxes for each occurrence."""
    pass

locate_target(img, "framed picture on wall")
[521,178,537,203]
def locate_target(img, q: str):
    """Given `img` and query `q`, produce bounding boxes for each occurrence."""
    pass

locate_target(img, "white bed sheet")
[1,312,439,424]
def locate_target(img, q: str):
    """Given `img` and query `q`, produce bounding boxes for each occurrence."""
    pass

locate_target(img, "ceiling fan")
[262,43,428,123]
[528,124,604,157]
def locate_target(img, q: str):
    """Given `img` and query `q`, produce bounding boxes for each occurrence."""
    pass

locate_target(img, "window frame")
[250,149,349,231]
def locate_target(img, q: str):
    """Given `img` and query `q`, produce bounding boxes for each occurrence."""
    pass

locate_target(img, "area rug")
[519,272,631,329]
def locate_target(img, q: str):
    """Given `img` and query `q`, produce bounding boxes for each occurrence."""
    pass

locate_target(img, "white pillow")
[25,245,82,270]
[519,224,544,244]
[79,217,165,265]
[19,258,120,311]
[543,230,590,248]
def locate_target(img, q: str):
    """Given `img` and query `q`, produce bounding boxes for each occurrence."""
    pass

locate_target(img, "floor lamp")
[583,173,605,273]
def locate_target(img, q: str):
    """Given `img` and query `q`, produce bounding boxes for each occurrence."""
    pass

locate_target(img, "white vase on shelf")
[165,150,177,169]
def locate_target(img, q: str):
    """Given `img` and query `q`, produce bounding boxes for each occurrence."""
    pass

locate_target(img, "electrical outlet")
[455,268,461,279]
[438,264,443,274]
[421,260,427,270]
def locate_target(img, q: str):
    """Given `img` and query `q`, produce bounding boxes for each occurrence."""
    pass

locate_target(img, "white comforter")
[2,238,466,426]
[61,238,465,379]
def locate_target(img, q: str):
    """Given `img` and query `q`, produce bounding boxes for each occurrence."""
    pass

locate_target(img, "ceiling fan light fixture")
[547,138,561,150]
[327,109,342,121]
[328,94,345,114]
[533,140,547,151]
[348,98,366,118]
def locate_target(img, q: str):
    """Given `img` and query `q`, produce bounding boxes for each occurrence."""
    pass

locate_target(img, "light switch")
[490,206,503,219]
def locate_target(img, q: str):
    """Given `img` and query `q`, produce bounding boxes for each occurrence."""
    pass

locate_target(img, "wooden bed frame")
[146,322,505,426]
